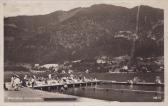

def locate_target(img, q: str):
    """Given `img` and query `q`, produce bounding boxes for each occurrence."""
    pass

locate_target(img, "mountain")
[4,4,164,64]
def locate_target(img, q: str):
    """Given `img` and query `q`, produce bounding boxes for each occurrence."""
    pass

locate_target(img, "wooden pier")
[33,81,100,91]
[32,80,164,92]
[100,80,164,87]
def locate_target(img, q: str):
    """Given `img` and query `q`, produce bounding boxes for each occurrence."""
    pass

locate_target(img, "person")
[13,75,21,91]
[22,75,28,87]
[94,77,97,81]
[64,84,68,90]
[83,76,87,82]
[31,77,35,88]
[11,75,14,88]
[48,74,52,80]
[155,76,161,84]
[153,78,162,100]
[60,86,65,93]
[132,76,140,84]
[128,80,134,85]
[33,75,36,81]
[122,65,128,72]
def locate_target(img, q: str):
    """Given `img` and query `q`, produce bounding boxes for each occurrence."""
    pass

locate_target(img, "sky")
[3,0,166,17]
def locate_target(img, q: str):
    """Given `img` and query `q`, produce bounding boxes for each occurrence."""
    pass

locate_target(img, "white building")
[40,64,59,69]
[34,64,39,67]
[97,59,106,64]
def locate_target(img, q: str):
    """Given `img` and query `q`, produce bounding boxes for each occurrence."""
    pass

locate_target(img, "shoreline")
[4,83,107,102]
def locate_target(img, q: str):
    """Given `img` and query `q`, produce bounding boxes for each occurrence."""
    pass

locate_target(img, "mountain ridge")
[4,4,164,64]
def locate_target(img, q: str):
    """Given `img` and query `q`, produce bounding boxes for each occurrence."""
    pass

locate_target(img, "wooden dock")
[32,80,164,92]
[33,81,100,91]
[100,80,164,87]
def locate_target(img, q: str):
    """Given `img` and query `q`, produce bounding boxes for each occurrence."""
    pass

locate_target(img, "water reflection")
[129,85,134,90]
[153,86,163,100]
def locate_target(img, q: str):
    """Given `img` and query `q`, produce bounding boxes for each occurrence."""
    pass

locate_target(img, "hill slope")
[4,4,164,63]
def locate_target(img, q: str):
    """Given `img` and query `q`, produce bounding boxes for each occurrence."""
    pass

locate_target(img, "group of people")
[9,73,97,91]
[35,74,97,86]
[10,74,21,91]
[10,74,36,91]
[127,76,162,84]
[8,73,162,92]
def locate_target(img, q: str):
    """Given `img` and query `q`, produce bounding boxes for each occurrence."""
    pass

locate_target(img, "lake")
[4,71,164,102]
[53,72,164,102]
[59,83,164,102]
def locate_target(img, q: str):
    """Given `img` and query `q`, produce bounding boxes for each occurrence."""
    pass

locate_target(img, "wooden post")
[80,84,82,87]
[57,86,58,91]
[48,86,51,91]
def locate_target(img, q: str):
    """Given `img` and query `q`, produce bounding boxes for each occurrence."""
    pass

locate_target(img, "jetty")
[5,79,164,102]
[32,80,164,92]
[100,80,164,87]
[33,80,100,91]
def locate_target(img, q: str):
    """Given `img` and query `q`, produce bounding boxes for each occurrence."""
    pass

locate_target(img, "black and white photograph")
[2,0,167,104]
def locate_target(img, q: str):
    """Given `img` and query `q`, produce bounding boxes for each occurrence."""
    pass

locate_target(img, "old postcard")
[0,0,167,106]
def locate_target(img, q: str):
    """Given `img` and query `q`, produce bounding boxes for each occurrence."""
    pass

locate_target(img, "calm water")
[5,71,164,102]
[53,72,164,102]
[62,84,164,102]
